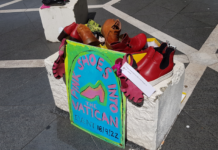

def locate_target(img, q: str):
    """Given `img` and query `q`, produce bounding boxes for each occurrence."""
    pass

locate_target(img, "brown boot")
[101,19,121,49]
[77,24,100,46]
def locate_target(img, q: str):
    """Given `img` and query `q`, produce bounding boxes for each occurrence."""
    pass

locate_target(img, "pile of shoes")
[113,42,175,106]
[58,20,103,46]
[57,19,148,51]
[53,19,176,107]
[102,19,147,53]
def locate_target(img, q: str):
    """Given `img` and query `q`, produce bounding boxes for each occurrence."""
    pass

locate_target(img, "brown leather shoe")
[77,24,100,46]
[101,19,121,49]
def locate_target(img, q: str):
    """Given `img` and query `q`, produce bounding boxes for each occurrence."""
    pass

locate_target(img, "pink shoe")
[112,54,144,106]
[52,39,66,79]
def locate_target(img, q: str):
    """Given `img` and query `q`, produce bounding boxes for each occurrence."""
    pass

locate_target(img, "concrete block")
[39,0,88,42]
[126,61,185,149]
[44,51,185,150]
[44,52,69,112]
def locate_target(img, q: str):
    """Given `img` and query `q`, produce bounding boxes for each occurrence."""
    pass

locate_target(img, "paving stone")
[162,27,214,50]
[0,23,41,54]
[115,0,152,5]
[0,68,46,99]
[181,12,218,26]
[175,50,185,55]
[162,14,213,29]
[0,105,56,150]
[0,0,10,5]
[0,12,30,35]
[113,0,152,16]
[152,0,192,13]
[89,8,154,38]
[22,117,98,150]
[88,8,118,25]
[0,70,55,106]
[132,3,176,16]
[119,19,154,38]
[31,19,46,40]
[192,0,218,4]
[23,0,42,8]
[25,11,41,23]
[0,38,52,60]
[132,4,177,29]
[184,67,218,138]
[30,18,60,55]
[0,1,27,10]
[161,111,218,150]
[87,0,110,5]
[181,1,218,13]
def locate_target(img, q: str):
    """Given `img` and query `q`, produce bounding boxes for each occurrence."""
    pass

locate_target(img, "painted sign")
[65,41,126,148]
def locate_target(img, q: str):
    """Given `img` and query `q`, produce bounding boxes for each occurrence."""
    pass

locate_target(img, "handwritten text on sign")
[66,46,125,148]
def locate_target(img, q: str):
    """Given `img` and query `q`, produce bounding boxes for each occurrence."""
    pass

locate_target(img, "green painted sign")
[65,41,126,148]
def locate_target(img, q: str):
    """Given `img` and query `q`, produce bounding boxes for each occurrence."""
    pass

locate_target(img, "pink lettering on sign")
[82,55,90,66]
[102,112,109,124]
[109,89,118,98]
[109,98,118,105]
[97,58,104,71]
[84,105,90,115]
[94,110,101,120]
[78,58,84,70]
[72,71,81,81]
[72,100,79,110]
[110,116,118,128]
[103,67,112,79]
[78,103,85,113]
[91,108,94,117]
[71,72,81,99]
[108,84,116,89]
[71,89,78,99]
[110,104,118,113]
[89,54,96,66]
[72,86,79,93]
[72,80,80,89]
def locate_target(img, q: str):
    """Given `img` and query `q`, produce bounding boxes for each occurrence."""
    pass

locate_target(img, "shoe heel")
[105,41,112,49]
[58,30,68,42]
[69,36,82,43]
[84,37,100,46]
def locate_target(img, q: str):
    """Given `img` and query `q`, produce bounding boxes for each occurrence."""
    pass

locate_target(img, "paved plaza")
[0,0,218,149]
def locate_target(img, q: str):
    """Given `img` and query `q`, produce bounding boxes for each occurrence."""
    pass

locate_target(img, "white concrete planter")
[45,51,185,150]
[39,0,88,42]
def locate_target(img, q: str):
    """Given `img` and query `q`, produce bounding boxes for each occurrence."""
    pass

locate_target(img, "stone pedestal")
[39,0,88,42]
[45,52,69,112]
[44,51,185,150]
[126,62,185,150]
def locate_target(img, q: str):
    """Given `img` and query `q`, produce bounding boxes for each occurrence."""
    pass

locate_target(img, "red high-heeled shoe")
[110,33,147,53]
[58,22,82,42]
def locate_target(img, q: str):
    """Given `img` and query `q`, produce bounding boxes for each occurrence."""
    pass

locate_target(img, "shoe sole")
[84,37,100,46]
[58,30,68,42]
[69,36,82,43]
[149,70,173,86]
